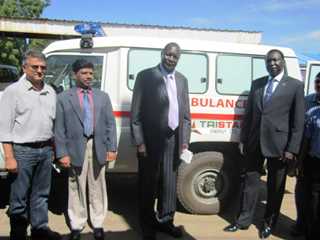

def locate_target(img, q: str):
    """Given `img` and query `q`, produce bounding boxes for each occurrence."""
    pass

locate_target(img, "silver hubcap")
[194,170,220,198]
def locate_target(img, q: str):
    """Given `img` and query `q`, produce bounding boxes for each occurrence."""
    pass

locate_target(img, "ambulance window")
[253,58,268,80]
[128,49,160,90]
[178,53,208,93]
[217,55,268,95]
[128,49,208,93]
[217,55,252,95]
[307,64,320,94]
[45,55,104,93]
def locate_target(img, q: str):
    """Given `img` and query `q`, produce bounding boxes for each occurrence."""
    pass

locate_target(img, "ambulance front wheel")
[177,151,234,214]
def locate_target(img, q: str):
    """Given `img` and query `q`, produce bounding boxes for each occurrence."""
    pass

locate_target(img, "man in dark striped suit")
[131,42,191,240]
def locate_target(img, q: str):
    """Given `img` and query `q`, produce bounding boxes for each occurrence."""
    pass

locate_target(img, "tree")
[0,0,50,18]
[0,0,51,67]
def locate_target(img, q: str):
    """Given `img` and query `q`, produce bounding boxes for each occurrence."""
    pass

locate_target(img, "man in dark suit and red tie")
[224,49,305,239]
[131,42,191,240]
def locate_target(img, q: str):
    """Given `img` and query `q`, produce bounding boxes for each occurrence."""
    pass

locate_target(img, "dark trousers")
[294,158,311,231]
[9,144,53,230]
[236,147,287,228]
[303,156,320,239]
[138,131,178,236]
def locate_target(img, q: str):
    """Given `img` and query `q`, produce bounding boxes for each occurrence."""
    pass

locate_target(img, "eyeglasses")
[29,65,47,71]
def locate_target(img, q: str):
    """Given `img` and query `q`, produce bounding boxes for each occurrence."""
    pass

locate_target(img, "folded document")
[180,149,193,164]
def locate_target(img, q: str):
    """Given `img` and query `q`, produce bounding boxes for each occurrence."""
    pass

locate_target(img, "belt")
[167,127,178,138]
[86,135,94,140]
[16,139,52,148]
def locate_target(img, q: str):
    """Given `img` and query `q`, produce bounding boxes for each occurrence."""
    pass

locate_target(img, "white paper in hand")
[180,149,193,164]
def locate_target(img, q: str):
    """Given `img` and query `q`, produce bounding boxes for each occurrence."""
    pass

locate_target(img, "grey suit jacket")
[130,65,191,167]
[55,87,117,167]
[240,75,305,157]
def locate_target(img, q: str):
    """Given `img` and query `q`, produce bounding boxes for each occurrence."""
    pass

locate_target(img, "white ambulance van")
[0,35,313,214]
[305,61,320,94]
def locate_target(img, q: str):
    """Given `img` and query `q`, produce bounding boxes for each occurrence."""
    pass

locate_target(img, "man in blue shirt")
[295,72,320,239]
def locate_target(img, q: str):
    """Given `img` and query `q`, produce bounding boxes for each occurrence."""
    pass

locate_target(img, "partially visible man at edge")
[0,50,61,240]
[293,72,320,238]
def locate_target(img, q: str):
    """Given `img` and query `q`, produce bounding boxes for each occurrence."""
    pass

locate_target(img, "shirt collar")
[20,74,49,93]
[160,64,175,78]
[268,70,284,82]
[312,93,320,103]
[20,75,33,91]
[77,87,92,94]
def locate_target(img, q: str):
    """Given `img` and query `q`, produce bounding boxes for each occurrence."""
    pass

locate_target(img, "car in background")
[0,64,19,172]
[0,64,19,92]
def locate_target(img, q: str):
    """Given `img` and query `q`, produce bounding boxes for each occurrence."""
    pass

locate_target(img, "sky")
[42,0,320,55]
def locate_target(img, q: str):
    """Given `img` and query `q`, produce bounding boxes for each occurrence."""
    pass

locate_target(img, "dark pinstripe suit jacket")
[130,65,191,169]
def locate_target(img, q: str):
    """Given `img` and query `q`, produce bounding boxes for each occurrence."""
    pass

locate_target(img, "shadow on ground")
[48,171,197,240]
[219,177,305,240]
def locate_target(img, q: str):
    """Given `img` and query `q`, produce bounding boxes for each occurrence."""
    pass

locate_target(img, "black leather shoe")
[142,229,156,240]
[31,227,61,240]
[69,230,81,240]
[223,223,249,232]
[93,228,104,240]
[290,225,304,237]
[10,215,28,240]
[259,225,272,239]
[157,222,183,238]
[142,235,156,240]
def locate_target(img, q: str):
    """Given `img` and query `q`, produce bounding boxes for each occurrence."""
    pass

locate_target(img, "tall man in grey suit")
[131,42,191,240]
[223,49,305,239]
[55,59,117,240]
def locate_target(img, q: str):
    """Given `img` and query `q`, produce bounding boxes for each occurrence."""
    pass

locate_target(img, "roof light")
[74,23,106,49]
[74,23,106,36]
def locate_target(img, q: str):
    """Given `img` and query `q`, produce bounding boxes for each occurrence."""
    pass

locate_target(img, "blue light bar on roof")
[74,23,106,37]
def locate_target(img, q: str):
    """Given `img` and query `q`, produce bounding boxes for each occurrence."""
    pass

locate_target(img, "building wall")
[0,16,262,44]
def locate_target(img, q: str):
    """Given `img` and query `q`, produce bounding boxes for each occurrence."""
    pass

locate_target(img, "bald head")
[161,42,181,73]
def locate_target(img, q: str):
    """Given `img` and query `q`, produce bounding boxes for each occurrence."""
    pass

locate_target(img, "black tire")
[177,151,233,214]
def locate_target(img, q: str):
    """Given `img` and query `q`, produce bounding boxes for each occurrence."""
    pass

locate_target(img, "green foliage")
[0,0,50,18]
[29,39,53,51]
[0,38,23,67]
[0,0,51,67]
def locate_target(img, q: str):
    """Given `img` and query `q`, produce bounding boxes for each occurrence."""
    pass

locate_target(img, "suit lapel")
[69,87,84,124]
[174,72,183,109]
[93,89,100,130]
[155,65,169,101]
[257,77,268,111]
[264,75,289,109]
